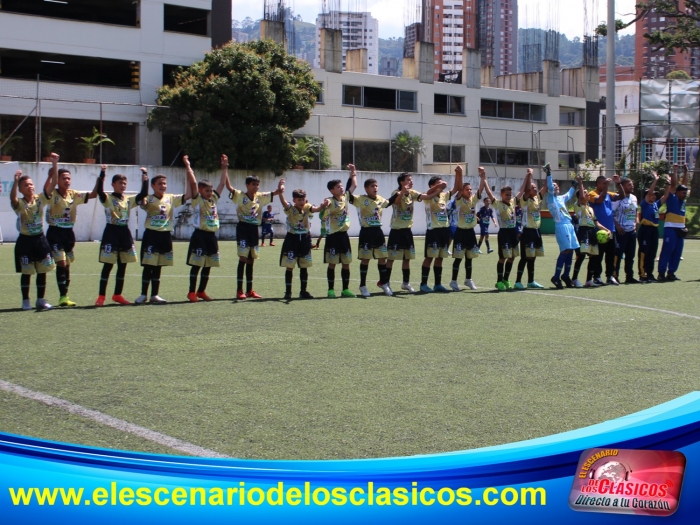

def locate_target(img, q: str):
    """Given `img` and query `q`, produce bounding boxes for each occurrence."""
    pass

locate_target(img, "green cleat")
[59,296,76,307]
[496,281,506,291]
[504,281,513,290]
[340,289,356,298]
[513,282,526,290]
[327,290,336,298]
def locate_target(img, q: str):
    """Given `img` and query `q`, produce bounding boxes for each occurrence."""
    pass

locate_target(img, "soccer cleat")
[36,298,54,310]
[380,283,393,296]
[504,281,513,290]
[269,242,275,246]
[135,294,148,304]
[496,281,506,291]
[572,279,584,288]
[562,276,573,288]
[150,295,167,304]
[419,284,433,293]
[299,291,314,299]
[340,289,356,298]
[487,249,494,254]
[527,281,545,289]
[625,277,640,284]
[59,296,76,307]
[94,295,106,307]
[236,290,247,300]
[584,280,594,288]
[593,278,605,286]
[246,290,262,299]
[667,273,680,281]
[606,277,620,286]
[550,277,564,290]
[401,282,416,293]
[433,284,449,292]
[196,292,213,301]
[22,299,33,311]
[359,285,371,297]
[477,249,484,254]
[514,282,526,290]
[112,294,131,305]
[449,280,461,291]
[327,289,336,298]
[187,292,199,302]
[657,273,667,282]
[464,279,477,290]
[283,292,292,300]
[646,275,658,283]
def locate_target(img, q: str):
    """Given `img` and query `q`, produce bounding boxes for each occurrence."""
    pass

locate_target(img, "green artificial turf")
[0,238,699,460]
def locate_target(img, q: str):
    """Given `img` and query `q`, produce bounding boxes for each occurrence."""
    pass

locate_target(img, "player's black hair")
[483,197,490,203]
[112,174,127,184]
[364,178,377,189]
[327,179,342,191]
[18,174,31,185]
[150,174,166,185]
[292,189,306,199]
[245,175,260,185]
[500,186,512,193]
[58,169,71,177]
[595,175,607,184]
[428,175,442,187]
[397,172,411,190]
[198,179,212,189]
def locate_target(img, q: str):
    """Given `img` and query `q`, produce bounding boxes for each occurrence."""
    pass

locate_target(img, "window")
[434,94,465,115]
[433,144,465,163]
[342,85,417,111]
[164,4,209,36]
[481,99,545,122]
[558,152,584,169]
[316,82,324,104]
[480,148,545,166]
[0,0,139,26]
[560,107,585,126]
[343,85,363,106]
[497,101,513,118]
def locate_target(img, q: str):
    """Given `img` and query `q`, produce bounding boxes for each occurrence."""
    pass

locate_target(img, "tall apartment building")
[0,1,231,166]
[379,58,400,77]
[314,11,379,75]
[432,0,517,80]
[635,3,700,79]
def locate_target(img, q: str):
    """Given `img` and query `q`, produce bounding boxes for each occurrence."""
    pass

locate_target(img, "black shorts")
[520,227,543,250]
[453,228,478,250]
[187,229,219,267]
[280,233,312,266]
[358,226,386,250]
[101,224,134,253]
[497,228,520,259]
[424,227,451,257]
[236,222,259,248]
[46,226,76,254]
[387,228,414,251]
[15,234,53,273]
[324,231,352,264]
[576,226,599,247]
[141,229,173,260]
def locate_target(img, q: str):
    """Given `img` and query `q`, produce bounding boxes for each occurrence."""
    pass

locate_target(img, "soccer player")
[136,167,193,304]
[611,177,639,283]
[588,174,624,285]
[637,172,668,283]
[543,163,579,289]
[513,168,545,290]
[321,165,357,298]
[185,154,228,302]
[476,197,496,253]
[385,172,446,293]
[658,164,690,281]
[261,205,275,246]
[481,168,519,291]
[226,172,285,299]
[10,169,56,310]
[571,175,609,288]
[420,167,462,292]
[44,153,97,306]
[278,188,328,299]
[449,170,484,291]
[95,168,149,306]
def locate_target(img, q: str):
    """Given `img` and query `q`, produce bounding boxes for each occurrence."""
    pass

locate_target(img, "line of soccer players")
[9,154,690,309]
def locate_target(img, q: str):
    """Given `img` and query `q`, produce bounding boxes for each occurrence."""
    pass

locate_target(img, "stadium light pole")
[605,0,616,177]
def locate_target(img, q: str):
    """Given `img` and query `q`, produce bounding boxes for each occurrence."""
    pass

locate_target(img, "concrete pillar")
[402,57,416,79]
[320,28,342,73]
[462,48,481,89]
[346,49,368,74]
[260,20,286,49]
[580,66,600,102]
[481,66,496,87]
[543,60,561,97]
[415,42,434,84]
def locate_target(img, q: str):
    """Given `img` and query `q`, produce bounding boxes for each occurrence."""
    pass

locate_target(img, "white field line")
[0,380,229,458]
[524,291,700,321]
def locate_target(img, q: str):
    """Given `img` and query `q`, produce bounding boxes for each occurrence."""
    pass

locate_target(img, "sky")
[232,0,638,40]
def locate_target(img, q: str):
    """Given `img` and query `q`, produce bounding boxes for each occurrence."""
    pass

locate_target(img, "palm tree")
[392,131,425,172]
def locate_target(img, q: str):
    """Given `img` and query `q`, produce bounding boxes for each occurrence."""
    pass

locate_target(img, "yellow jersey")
[325,193,351,234]
[389,189,422,230]
[45,189,89,228]
[284,203,312,234]
[102,194,140,226]
[349,193,389,228]
[231,190,272,225]
[451,194,480,230]
[191,192,220,232]
[424,191,451,230]
[13,193,51,236]
[493,200,517,229]
[142,193,186,232]
[519,196,541,229]
[573,202,597,228]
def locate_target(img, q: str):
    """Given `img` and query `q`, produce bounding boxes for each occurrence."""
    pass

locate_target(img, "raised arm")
[44,153,59,196]
[450,165,463,196]
[216,154,228,196]
[272,177,285,196]
[278,190,290,210]
[592,179,611,203]
[646,172,659,204]
[346,164,358,194]
[614,174,626,199]
[96,166,107,202]
[183,155,198,199]
[419,181,447,201]
[135,168,149,204]
[88,164,104,200]
[310,200,330,213]
[517,169,532,200]
[681,164,690,187]
[479,167,496,202]
[10,170,22,209]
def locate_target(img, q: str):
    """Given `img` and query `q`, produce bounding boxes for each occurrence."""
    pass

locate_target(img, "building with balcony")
[314,11,379,75]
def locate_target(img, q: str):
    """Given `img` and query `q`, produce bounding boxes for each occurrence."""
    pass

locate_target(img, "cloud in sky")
[232,0,637,39]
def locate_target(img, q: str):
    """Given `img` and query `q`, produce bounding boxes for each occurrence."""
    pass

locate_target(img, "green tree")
[667,70,692,79]
[391,131,425,172]
[148,40,321,172]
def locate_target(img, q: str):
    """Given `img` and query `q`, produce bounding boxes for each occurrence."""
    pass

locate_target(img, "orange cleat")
[196,291,213,301]
[236,290,247,300]
[246,290,262,299]
[186,292,198,303]
[112,294,131,305]
[269,242,275,246]
[95,295,105,307]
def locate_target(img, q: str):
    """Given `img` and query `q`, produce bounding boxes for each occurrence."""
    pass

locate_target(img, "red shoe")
[246,290,262,299]
[377,280,383,289]
[260,243,265,247]
[95,295,105,307]
[187,292,198,303]
[236,290,247,300]
[269,242,275,246]
[112,294,131,305]
[196,291,213,301]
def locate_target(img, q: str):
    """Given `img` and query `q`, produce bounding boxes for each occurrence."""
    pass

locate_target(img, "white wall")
[0,162,534,242]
